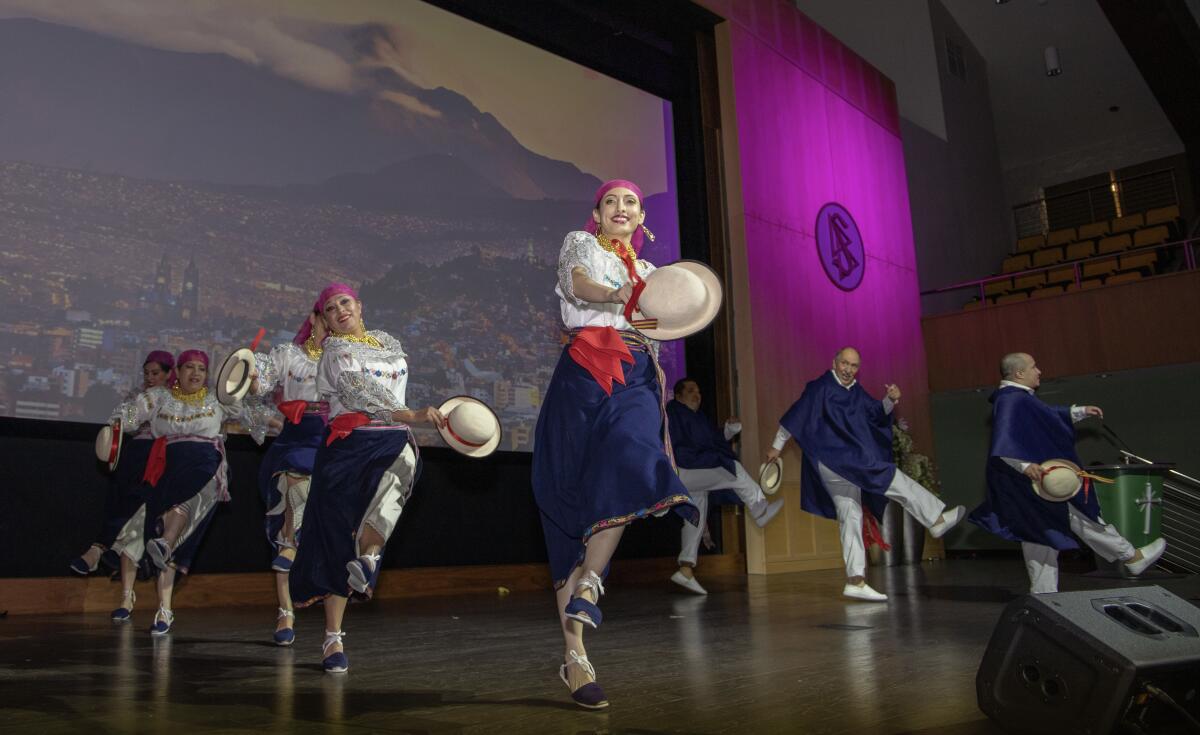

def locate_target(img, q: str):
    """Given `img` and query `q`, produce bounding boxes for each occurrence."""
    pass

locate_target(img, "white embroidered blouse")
[253,342,321,403]
[112,386,244,440]
[556,230,656,330]
[317,331,409,422]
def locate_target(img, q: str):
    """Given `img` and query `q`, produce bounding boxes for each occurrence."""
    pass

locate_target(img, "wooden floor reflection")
[2,560,1197,734]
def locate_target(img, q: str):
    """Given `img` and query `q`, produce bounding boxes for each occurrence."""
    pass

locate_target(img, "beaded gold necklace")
[303,335,323,360]
[594,231,637,262]
[171,385,209,406]
[335,331,382,349]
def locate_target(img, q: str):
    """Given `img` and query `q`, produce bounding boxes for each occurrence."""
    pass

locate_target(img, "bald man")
[766,347,965,601]
[968,352,1164,593]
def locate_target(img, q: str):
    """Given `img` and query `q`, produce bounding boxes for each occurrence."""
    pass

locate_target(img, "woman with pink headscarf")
[108,348,259,636]
[69,350,174,623]
[288,283,446,674]
[532,180,699,709]
[246,302,330,646]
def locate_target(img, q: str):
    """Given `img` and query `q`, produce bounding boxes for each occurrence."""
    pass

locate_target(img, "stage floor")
[2,559,1197,734]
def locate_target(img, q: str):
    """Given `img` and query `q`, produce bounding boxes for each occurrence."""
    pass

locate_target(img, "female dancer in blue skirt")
[109,349,260,634]
[532,179,699,709]
[250,306,328,646]
[288,283,446,674]
[71,350,174,622]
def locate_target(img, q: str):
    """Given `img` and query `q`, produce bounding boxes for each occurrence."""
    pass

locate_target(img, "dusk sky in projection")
[0,0,671,195]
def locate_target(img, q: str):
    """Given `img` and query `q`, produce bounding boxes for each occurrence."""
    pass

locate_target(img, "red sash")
[568,327,634,396]
[327,412,371,445]
[143,437,168,487]
[862,514,892,552]
[277,400,308,425]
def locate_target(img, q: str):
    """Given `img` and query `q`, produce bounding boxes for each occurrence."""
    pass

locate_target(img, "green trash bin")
[1089,463,1173,574]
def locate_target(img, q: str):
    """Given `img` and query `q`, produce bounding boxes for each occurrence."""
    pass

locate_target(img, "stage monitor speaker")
[977,585,1200,735]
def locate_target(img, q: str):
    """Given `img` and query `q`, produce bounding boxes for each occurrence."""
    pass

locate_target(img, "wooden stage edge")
[1,553,747,616]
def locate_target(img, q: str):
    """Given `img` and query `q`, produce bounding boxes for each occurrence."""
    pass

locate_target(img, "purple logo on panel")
[815,203,865,291]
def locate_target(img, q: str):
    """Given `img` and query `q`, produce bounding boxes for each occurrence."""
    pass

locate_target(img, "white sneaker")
[930,505,967,539]
[753,499,785,528]
[1125,538,1166,576]
[670,571,708,595]
[843,582,888,602]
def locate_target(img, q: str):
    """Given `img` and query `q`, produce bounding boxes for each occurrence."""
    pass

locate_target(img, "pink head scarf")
[293,283,360,346]
[143,350,175,371]
[170,349,210,388]
[584,179,646,254]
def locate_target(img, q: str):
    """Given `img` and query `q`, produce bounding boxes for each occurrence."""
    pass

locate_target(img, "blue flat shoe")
[111,590,136,623]
[346,553,381,595]
[559,650,609,709]
[322,630,348,673]
[563,571,605,629]
[149,607,173,636]
[146,538,171,571]
[273,608,295,646]
[271,553,293,573]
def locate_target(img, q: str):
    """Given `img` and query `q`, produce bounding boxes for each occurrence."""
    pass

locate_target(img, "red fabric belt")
[144,437,168,487]
[327,412,372,445]
[278,400,327,425]
[568,326,635,396]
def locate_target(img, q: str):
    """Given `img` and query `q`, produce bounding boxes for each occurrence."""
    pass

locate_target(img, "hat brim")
[633,260,723,341]
[758,457,783,495]
[95,419,122,471]
[1031,458,1082,502]
[216,348,256,405]
[436,395,502,458]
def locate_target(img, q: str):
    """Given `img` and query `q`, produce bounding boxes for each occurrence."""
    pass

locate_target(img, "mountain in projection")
[0,18,601,200]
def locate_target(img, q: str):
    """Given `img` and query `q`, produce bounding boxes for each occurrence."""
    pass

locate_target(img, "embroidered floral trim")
[584,494,693,541]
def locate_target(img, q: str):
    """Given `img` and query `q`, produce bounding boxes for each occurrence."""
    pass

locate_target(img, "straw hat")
[1032,458,1083,502]
[216,348,255,405]
[95,419,123,472]
[436,396,502,458]
[630,260,723,341]
[758,457,783,495]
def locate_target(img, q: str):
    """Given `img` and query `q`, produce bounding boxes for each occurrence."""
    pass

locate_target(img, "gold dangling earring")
[641,224,655,242]
[359,316,366,332]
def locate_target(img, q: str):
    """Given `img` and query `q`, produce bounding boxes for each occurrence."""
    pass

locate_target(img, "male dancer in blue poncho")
[666,378,784,595]
[766,347,966,601]
[968,352,1165,593]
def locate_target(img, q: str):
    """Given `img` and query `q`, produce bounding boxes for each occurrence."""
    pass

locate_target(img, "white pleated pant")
[111,477,220,563]
[267,473,310,547]
[1021,505,1136,593]
[819,463,946,578]
[677,461,768,566]
[356,444,417,554]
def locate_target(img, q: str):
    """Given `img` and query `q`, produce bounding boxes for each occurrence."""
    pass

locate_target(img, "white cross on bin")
[1134,480,1162,536]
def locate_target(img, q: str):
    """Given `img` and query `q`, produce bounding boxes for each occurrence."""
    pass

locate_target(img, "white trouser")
[819,463,946,578]
[1022,505,1137,593]
[111,478,220,562]
[677,461,768,567]
[268,473,310,546]
[357,444,417,554]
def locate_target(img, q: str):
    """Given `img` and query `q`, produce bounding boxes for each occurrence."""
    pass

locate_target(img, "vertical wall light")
[1044,46,1062,76]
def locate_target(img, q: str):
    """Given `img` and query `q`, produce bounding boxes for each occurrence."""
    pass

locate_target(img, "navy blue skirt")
[258,413,324,545]
[532,340,697,589]
[96,436,154,548]
[290,427,416,607]
[141,441,223,542]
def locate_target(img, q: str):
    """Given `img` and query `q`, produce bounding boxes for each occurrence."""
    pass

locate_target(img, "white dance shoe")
[670,570,708,595]
[843,582,888,602]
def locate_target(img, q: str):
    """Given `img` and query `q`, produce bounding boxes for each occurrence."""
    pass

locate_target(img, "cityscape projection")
[0,0,683,451]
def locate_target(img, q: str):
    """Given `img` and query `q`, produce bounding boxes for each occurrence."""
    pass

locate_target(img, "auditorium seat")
[963,298,985,310]
[1145,204,1180,225]
[1133,225,1169,248]
[1065,240,1096,260]
[1002,253,1031,273]
[1013,272,1046,291]
[1106,271,1143,286]
[1097,233,1132,254]
[1066,278,1105,292]
[1031,285,1064,299]
[996,291,1030,305]
[1031,247,1063,267]
[1119,251,1157,272]
[1082,257,1118,278]
[1046,228,1076,247]
[1110,213,1144,234]
[1077,221,1110,240]
[1045,265,1076,286]
[1016,234,1045,253]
